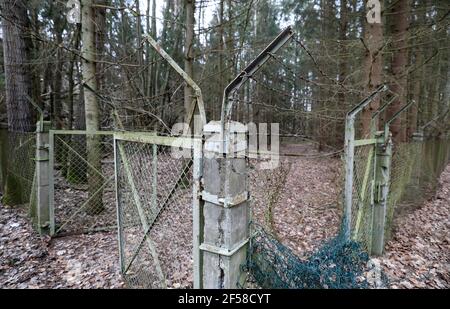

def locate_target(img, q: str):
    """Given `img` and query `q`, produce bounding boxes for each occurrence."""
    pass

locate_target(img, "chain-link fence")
[115,133,194,289]
[349,143,376,252]
[386,138,450,239]
[244,139,348,288]
[0,131,37,210]
[49,131,116,235]
[248,157,291,235]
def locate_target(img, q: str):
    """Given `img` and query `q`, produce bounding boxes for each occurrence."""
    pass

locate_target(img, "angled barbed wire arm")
[220,26,295,135]
[384,100,416,143]
[26,95,44,130]
[371,94,396,120]
[346,85,388,120]
[145,34,207,132]
[420,106,450,136]
[370,92,397,135]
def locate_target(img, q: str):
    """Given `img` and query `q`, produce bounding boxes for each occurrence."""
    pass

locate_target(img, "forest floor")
[0,207,123,288]
[263,144,344,258]
[379,164,450,288]
[0,148,449,288]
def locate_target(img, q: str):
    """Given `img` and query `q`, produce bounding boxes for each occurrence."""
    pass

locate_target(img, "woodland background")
[0,0,449,147]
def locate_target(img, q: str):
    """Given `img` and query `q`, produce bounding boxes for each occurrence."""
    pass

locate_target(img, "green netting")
[243,138,449,289]
[244,223,388,289]
[243,150,387,289]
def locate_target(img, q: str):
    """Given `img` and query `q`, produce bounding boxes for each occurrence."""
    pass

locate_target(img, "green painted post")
[36,121,51,235]
[371,132,392,256]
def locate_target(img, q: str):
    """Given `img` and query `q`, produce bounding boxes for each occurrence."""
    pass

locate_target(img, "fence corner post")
[201,121,249,289]
[343,116,355,240]
[35,120,51,235]
[371,132,392,256]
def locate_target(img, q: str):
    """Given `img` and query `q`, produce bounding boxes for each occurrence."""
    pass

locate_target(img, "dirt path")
[272,155,343,257]
[253,144,449,288]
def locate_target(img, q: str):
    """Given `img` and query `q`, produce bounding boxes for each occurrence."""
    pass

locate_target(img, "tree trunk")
[317,0,335,150]
[218,0,225,120]
[386,0,410,142]
[62,25,81,179]
[0,0,34,206]
[52,4,65,131]
[337,0,348,145]
[184,0,195,124]
[67,26,81,132]
[135,0,144,92]
[145,0,156,97]
[0,0,33,132]
[81,0,104,214]
[407,1,425,137]
[95,0,107,110]
[361,0,383,136]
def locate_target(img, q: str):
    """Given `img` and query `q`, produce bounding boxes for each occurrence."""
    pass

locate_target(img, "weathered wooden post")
[200,121,249,288]
[371,131,392,256]
[35,120,51,234]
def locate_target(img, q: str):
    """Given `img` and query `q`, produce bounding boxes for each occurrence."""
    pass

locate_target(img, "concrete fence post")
[200,121,249,288]
[35,121,51,235]
[371,132,392,256]
[410,131,425,203]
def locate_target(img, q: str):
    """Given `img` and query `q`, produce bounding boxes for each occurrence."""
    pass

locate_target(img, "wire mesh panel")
[115,134,195,289]
[49,131,116,235]
[248,157,291,235]
[349,143,376,252]
[244,139,351,288]
[385,138,450,239]
[0,131,36,207]
[245,155,291,288]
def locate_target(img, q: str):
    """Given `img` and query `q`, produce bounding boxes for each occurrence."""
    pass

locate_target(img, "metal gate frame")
[343,86,416,255]
[48,130,114,235]
[113,132,203,288]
